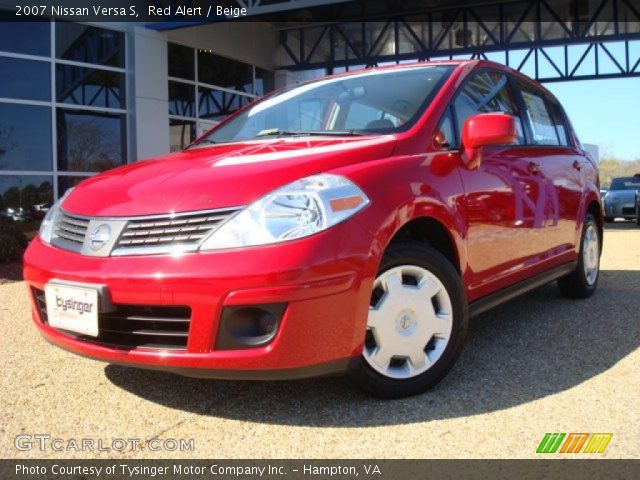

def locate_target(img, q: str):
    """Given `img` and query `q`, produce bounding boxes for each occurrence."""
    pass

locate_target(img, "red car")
[24,60,602,398]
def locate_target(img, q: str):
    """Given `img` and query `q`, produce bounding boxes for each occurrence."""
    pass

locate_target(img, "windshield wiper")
[187,138,217,149]
[255,129,363,138]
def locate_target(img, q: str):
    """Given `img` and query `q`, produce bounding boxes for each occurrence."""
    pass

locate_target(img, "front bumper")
[23,223,376,379]
[603,200,636,219]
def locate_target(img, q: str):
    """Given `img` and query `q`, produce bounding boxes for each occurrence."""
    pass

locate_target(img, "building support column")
[130,26,170,160]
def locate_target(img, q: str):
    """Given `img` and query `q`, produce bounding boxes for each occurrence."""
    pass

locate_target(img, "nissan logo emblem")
[89,224,111,251]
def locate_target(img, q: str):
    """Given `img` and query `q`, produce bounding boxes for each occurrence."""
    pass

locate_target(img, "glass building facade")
[0,21,127,233]
[167,43,275,151]
[0,21,277,235]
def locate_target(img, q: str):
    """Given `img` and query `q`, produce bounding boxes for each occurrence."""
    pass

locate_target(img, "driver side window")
[452,71,524,145]
[435,107,455,148]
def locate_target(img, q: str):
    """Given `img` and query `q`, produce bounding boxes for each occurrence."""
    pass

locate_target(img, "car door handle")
[527,162,541,174]
[572,160,582,170]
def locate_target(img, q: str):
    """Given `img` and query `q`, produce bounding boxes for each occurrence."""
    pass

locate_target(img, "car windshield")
[194,65,454,145]
[610,177,640,190]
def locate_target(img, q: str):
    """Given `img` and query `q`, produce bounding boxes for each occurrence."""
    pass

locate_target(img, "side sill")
[469,262,577,318]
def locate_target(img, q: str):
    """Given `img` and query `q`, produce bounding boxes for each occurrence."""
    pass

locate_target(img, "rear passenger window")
[547,100,571,146]
[517,82,567,146]
[453,71,524,145]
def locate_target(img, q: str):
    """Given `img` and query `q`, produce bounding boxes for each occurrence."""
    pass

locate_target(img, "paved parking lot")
[1,222,639,459]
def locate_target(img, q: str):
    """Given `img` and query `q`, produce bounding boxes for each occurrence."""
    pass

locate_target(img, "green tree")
[598,158,640,189]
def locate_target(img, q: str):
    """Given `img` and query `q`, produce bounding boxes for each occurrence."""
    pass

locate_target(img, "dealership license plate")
[44,284,99,337]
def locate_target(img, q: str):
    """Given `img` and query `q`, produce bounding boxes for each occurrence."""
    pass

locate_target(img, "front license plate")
[44,284,99,337]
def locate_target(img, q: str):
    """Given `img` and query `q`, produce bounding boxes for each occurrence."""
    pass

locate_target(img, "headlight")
[199,174,369,250]
[39,188,73,244]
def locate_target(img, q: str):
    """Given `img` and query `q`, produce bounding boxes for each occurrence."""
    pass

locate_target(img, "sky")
[545,78,640,161]
[475,41,640,162]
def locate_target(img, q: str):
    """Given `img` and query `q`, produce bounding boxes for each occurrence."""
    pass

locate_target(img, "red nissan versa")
[23,60,602,398]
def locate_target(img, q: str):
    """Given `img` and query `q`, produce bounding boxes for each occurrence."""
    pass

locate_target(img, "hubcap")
[364,265,453,379]
[583,224,599,286]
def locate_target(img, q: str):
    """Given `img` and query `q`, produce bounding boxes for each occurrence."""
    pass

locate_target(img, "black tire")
[604,216,614,223]
[635,207,640,226]
[557,214,600,299]
[349,241,468,399]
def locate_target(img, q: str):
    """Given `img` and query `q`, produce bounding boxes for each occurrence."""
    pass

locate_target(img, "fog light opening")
[216,304,286,350]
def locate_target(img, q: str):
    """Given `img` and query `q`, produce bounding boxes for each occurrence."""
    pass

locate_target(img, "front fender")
[337,152,468,279]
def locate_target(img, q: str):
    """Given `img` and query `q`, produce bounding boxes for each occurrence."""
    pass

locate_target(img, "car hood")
[62,135,397,217]
[605,190,636,202]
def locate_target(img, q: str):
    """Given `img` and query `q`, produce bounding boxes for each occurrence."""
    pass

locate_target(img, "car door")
[513,78,583,259]
[440,69,554,298]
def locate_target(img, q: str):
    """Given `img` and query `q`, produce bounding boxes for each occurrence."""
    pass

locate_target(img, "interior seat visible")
[365,119,395,130]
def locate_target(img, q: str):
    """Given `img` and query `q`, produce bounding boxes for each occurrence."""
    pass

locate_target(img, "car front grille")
[32,288,191,350]
[113,209,237,254]
[49,207,240,256]
[622,207,635,215]
[51,211,90,252]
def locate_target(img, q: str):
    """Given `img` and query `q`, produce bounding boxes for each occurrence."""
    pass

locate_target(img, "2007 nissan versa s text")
[24,60,603,398]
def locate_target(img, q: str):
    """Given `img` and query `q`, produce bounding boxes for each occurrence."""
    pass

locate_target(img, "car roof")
[313,59,543,89]
[332,59,499,75]
[303,59,558,99]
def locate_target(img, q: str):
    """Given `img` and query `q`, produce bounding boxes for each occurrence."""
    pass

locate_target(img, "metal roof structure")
[148,0,640,82]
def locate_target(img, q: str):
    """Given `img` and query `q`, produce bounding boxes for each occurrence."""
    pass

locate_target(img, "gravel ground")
[1,222,638,459]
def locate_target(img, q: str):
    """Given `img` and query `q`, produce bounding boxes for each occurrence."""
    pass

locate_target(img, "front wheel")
[349,242,468,399]
[557,214,600,298]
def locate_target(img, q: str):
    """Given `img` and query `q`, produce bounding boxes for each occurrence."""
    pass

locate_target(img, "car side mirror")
[461,113,517,169]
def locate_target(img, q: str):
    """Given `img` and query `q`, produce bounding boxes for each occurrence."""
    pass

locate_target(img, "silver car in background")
[603,176,640,222]
[635,185,640,226]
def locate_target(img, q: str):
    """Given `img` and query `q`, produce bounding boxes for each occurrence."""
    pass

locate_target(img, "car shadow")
[604,220,637,230]
[105,269,640,427]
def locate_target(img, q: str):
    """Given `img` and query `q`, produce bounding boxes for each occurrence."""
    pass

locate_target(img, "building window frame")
[0,20,129,203]
[167,42,273,151]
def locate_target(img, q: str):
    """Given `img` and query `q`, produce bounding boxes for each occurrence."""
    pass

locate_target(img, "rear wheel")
[349,242,468,399]
[635,205,640,226]
[558,214,600,299]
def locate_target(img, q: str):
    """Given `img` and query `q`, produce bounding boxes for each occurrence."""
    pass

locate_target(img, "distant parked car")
[603,176,640,222]
[30,203,51,221]
[5,207,29,223]
[635,179,640,226]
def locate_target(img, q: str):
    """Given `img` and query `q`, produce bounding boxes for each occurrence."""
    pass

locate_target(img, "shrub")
[0,224,29,249]
[0,234,24,264]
